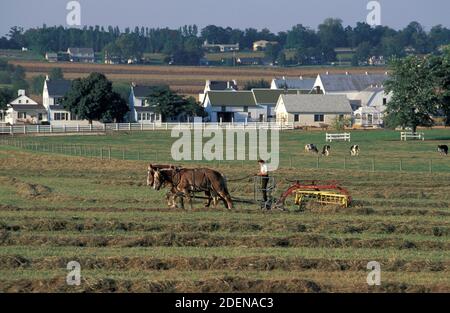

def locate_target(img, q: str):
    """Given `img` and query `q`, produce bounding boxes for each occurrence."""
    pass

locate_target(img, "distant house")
[202,40,239,52]
[67,47,95,63]
[237,57,262,66]
[252,89,309,121]
[198,80,238,103]
[128,84,162,124]
[270,77,316,91]
[4,90,48,125]
[42,77,82,125]
[45,52,58,63]
[253,40,278,51]
[275,94,353,127]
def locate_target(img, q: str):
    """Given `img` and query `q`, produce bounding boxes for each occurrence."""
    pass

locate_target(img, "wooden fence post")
[344,156,346,170]
[372,158,375,172]
[108,147,111,160]
[316,156,319,169]
[400,159,403,171]
[429,159,433,173]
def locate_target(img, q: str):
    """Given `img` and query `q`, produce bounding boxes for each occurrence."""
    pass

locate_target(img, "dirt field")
[11,60,388,98]
[0,130,448,293]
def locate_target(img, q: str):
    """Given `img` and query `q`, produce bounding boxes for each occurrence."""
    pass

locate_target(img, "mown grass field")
[0,129,449,292]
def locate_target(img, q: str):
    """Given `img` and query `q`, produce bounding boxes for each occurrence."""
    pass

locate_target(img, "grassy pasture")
[0,129,449,292]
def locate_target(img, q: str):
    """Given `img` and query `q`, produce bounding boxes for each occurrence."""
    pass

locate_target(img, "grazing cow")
[322,145,331,157]
[350,145,360,156]
[153,167,233,210]
[305,144,319,154]
[438,145,449,156]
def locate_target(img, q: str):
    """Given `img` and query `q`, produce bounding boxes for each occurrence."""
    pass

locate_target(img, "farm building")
[353,106,384,128]
[202,88,310,123]
[3,90,48,125]
[45,52,58,63]
[253,40,278,51]
[202,91,266,123]
[198,80,238,103]
[275,94,352,127]
[128,84,162,124]
[202,40,239,52]
[67,47,95,63]
[270,77,315,91]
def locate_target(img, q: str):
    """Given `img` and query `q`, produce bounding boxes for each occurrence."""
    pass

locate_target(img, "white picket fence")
[400,132,425,141]
[325,132,351,142]
[0,122,294,135]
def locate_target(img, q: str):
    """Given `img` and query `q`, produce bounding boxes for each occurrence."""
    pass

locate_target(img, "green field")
[0,129,449,292]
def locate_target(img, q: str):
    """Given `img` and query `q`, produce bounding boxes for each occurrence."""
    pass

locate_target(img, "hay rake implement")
[275,180,352,211]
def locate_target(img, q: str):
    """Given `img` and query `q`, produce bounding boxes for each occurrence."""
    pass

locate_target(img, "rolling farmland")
[0,129,449,292]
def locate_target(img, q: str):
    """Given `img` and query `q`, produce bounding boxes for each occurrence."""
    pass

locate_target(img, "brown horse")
[147,164,220,209]
[153,167,233,210]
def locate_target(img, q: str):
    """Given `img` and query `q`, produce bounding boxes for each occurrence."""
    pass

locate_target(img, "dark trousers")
[261,175,269,202]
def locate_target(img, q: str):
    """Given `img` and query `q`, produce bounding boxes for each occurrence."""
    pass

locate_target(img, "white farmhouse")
[202,91,266,123]
[275,94,353,127]
[313,72,392,128]
[198,80,238,103]
[128,84,162,124]
[4,90,48,125]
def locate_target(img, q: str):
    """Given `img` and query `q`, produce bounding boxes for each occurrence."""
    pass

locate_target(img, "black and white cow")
[350,145,360,156]
[322,145,331,157]
[438,145,448,156]
[305,144,319,154]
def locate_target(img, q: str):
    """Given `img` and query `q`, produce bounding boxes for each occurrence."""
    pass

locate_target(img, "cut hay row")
[1,232,448,251]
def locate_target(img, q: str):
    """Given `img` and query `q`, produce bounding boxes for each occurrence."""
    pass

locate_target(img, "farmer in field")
[257,159,270,208]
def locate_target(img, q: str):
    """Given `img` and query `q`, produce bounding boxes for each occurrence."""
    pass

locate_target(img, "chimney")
[45,75,50,81]
[299,76,303,80]
[365,72,369,75]
[345,72,349,75]
[282,76,286,80]
[131,82,137,87]
[326,71,329,75]
[18,89,25,97]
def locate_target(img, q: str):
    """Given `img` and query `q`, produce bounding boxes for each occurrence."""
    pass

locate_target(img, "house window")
[247,112,252,119]
[0,112,3,121]
[294,114,299,122]
[54,112,68,120]
[383,98,387,105]
[18,112,26,119]
[339,114,344,120]
[38,113,43,121]
[26,100,29,104]
[243,106,248,112]
[221,106,226,112]
[314,114,324,122]
[259,114,264,122]
[18,100,22,104]
[137,113,142,121]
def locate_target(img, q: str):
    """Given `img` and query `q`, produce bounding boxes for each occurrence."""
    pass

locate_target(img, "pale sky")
[1,0,449,36]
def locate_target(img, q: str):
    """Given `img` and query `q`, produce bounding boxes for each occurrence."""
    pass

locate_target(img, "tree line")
[1,19,450,65]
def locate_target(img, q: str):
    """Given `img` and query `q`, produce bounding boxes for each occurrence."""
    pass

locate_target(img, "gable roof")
[8,104,46,111]
[272,77,315,90]
[206,91,257,107]
[46,79,72,97]
[132,85,155,98]
[319,73,389,92]
[278,94,352,114]
[252,89,308,104]
[67,47,94,56]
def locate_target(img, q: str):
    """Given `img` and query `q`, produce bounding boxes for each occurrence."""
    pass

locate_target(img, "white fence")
[326,133,351,142]
[401,132,425,141]
[0,122,294,135]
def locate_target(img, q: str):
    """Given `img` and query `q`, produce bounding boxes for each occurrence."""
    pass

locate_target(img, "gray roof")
[319,74,389,92]
[252,89,308,104]
[68,47,94,56]
[272,78,315,91]
[9,104,46,111]
[206,91,257,107]
[46,79,72,97]
[279,94,352,114]
[133,86,154,98]
[135,106,157,112]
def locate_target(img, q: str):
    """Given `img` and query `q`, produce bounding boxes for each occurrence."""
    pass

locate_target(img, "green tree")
[430,46,450,125]
[62,72,129,124]
[30,75,46,94]
[145,86,205,121]
[384,56,439,132]
[0,88,14,111]
[49,67,64,80]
